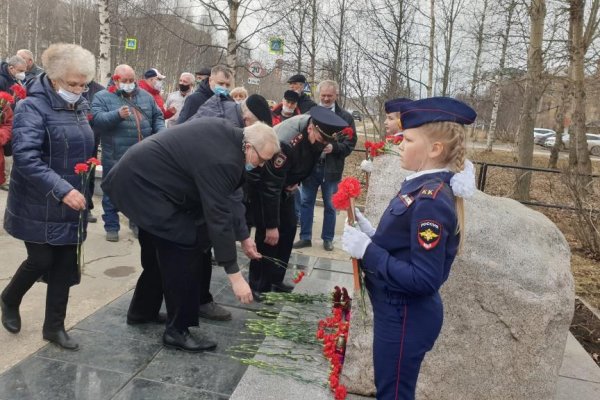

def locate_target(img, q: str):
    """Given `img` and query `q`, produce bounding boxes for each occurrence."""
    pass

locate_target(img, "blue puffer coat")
[91,85,164,169]
[3,74,94,245]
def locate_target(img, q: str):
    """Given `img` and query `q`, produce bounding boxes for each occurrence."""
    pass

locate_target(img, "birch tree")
[428,0,435,97]
[97,0,111,82]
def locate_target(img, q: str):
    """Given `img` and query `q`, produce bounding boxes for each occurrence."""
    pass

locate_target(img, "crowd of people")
[0,43,477,400]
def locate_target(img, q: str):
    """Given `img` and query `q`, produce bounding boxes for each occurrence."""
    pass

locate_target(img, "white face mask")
[282,106,294,115]
[120,82,136,93]
[15,72,26,81]
[153,80,163,91]
[57,87,81,104]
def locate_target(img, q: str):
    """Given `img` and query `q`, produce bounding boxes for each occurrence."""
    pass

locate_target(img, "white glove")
[354,208,376,237]
[342,224,372,259]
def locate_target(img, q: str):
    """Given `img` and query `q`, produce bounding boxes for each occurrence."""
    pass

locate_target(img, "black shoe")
[272,282,294,293]
[87,213,97,223]
[292,239,312,249]
[43,329,79,351]
[198,302,232,321]
[126,312,167,325]
[1,298,21,334]
[323,240,334,251]
[251,290,264,303]
[163,328,217,352]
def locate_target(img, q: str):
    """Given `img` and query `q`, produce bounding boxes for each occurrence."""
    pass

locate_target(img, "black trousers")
[1,242,76,332]
[249,193,297,292]
[198,250,213,305]
[128,229,203,331]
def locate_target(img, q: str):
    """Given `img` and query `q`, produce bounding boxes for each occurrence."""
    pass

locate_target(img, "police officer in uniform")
[341,97,477,399]
[287,74,317,114]
[246,106,349,298]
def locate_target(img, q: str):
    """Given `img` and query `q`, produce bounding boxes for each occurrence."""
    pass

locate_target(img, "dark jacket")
[297,93,317,114]
[192,94,243,127]
[101,118,245,273]
[177,78,214,123]
[24,64,44,84]
[3,74,94,245]
[0,62,18,92]
[363,172,458,299]
[191,94,248,241]
[322,103,357,181]
[91,85,164,169]
[246,114,324,228]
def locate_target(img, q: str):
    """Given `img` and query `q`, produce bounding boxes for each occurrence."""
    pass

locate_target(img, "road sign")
[125,38,137,50]
[269,37,284,55]
[247,77,260,86]
[248,61,266,78]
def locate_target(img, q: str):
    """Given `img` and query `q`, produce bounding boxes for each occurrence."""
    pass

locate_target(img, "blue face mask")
[214,85,230,97]
[245,163,255,172]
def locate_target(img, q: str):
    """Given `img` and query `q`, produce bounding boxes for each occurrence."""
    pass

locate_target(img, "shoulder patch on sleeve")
[417,220,442,250]
[273,153,288,169]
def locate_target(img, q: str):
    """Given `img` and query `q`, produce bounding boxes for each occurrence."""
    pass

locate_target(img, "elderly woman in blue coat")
[1,43,96,351]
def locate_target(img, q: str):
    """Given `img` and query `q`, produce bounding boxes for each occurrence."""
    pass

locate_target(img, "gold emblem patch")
[417,220,442,250]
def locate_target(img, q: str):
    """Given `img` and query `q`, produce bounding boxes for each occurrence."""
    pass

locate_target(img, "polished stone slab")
[139,350,247,396]
[0,356,129,400]
[76,305,165,343]
[106,290,135,311]
[312,257,354,274]
[112,378,228,400]
[36,329,161,375]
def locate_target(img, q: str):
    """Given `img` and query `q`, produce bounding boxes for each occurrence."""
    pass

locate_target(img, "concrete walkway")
[0,190,599,398]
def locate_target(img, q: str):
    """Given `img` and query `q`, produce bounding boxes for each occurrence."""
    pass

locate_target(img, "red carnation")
[0,91,14,104]
[10,83,26,100]
[339,177,361,198]
[112,74,121,82]
[108,86,117,94]
[316,328,325,340]
[341,127,354,140]
[74,163,89,174]
[334,385,347,400]
[332,190,350,211]
[86,113,93,121]
[329,373,339,389]
[86,157,101,166]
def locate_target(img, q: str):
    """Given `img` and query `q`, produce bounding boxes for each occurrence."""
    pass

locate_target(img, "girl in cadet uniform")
[383,97,411,137]
[342,97,477,400]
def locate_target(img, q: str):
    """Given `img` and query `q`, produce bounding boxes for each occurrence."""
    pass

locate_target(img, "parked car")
[351,110,362,121]
[543,133,600,155]
[533,128,556,145]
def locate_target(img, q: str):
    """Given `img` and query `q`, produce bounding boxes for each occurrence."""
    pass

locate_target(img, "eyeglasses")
[252,145,270,164]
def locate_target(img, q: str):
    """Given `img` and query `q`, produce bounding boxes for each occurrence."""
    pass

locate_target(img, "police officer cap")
[287,74,307,84]
[283,90,300,103]
[246,94,273,127]
[309,106,349,141]
[384,97,411,113]
[398,97,476,129]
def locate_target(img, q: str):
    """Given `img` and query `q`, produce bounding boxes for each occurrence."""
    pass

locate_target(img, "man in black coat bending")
[102,119,280,351]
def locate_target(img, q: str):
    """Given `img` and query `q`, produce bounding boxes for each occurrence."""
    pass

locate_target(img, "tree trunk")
[97,0,111,83]
[515,0,546,201]
[5,0,10,57]
[428,0,435,97]
[309,0,318,88]
[549,71,571,169]
[469,0,488,100]
[487,1,515,151]
[227,1,240,81]
[570,0,591,177]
